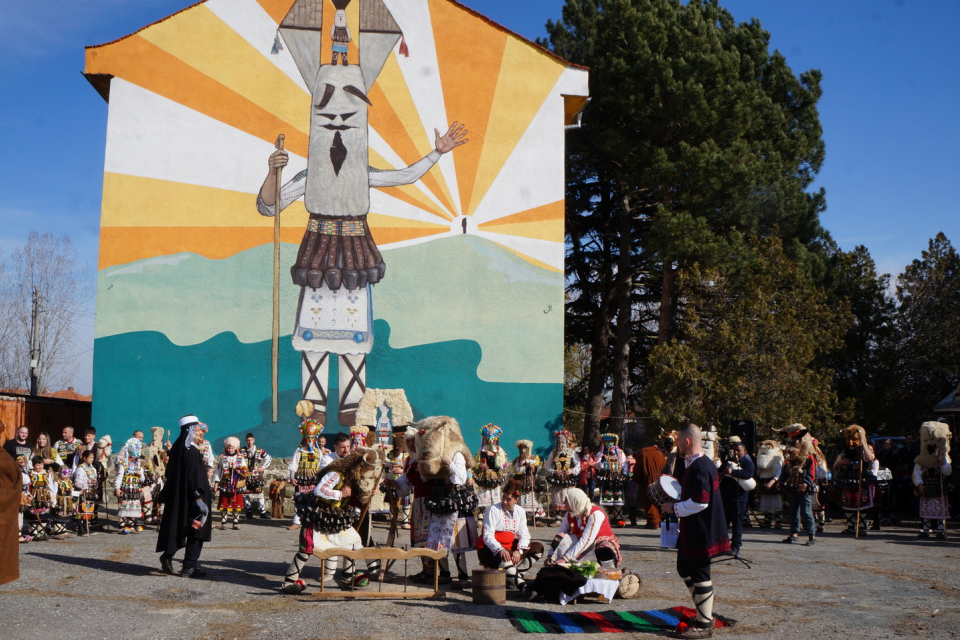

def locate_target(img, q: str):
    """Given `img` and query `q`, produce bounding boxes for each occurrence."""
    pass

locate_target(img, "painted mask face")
[305,65,371,217]
[334,9,347,28]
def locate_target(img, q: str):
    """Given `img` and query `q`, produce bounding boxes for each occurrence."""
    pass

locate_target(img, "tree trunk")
[658,263,678,344]
[609,195,634,437]
[583,286,616,450]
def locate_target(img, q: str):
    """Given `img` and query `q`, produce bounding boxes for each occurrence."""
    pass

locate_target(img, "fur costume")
[914,421,953,537]
[833,424,880,532]
[284,446,386,592]
[511,440,543,518]
[756,440,784,525]
[269,477,287,519]
[411,416,478,582]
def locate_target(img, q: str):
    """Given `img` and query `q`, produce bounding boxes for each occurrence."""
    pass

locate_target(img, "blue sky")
[0,0,957,393]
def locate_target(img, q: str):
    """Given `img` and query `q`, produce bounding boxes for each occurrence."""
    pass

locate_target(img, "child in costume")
[282,446,386,593]
[214,437,249,530]
[49,465,77,539]
[27,456,56,541]
[914,421,953,540]
[473,424,508,510]
[73,449,100,535]
[114,437,146,534]
[288,406,325,529]
[511,440,544,521]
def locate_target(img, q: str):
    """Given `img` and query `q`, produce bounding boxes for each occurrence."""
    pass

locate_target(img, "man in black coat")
[156,415,212,578]
[719,440,754,558]
[662,423,730,639]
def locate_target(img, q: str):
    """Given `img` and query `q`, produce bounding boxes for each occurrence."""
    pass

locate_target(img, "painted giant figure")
[257,0,468,427]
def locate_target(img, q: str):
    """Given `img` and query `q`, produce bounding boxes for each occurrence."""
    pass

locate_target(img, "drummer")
[477,479,544,593]
[547,488,621,569]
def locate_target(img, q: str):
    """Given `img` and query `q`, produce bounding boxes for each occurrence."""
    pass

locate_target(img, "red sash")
[477,530,517,551]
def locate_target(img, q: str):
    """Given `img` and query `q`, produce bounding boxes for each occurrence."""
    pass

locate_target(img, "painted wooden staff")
[272,134,285,424]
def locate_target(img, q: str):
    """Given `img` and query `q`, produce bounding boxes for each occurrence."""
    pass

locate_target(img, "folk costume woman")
[545,429,580,512]
[510,440,544,519]
[548,488,622,568]
[474,424,508,509]
[214,437,249,530]
[478,479,544,593]
[114,437,146,534]
[157,415,213,578]
[282,446,386,593]
[914,421,953,540]
[287,408,324,529]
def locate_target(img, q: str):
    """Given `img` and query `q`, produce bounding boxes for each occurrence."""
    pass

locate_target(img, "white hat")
[179,415,200,428]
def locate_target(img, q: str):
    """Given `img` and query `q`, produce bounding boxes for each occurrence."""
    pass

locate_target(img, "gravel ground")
[3,511,959,639]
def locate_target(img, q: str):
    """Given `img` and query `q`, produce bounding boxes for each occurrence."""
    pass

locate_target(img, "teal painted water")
[92,319,562,456]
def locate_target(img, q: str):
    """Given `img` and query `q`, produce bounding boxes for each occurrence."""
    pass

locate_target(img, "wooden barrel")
[472,568,506,605]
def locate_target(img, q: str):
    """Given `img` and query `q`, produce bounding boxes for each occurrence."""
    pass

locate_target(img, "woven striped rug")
[507,607,735,634]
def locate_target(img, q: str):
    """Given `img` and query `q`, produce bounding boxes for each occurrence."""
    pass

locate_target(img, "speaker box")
[730,420,756,454]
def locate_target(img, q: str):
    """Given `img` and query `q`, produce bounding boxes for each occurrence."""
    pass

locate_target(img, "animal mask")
[415,416,475,479]
[756,441,784,477]
[916,421,952,468]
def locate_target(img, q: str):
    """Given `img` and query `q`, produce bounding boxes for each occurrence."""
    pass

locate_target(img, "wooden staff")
[271,134,285,424]
[854,447,865,539]
[941,462,948,541]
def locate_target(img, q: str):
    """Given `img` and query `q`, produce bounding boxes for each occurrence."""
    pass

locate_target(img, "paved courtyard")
[3,513,959,639]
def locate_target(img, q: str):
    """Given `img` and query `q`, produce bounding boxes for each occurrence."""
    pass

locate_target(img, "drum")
[648,475,682,507]
[616,570,642,599]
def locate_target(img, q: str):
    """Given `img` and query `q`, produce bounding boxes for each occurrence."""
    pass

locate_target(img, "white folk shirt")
[314,471,345,501]
[553,508,608,562]
[482,503,531,553]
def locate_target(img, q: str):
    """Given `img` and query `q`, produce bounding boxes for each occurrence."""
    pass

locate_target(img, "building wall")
[86,0,587,455]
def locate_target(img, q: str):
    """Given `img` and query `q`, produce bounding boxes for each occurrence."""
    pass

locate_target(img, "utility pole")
[29,288,40,396]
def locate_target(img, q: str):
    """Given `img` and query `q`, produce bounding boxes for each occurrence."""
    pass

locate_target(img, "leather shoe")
[160,557,175,574]
[181,567,208,579]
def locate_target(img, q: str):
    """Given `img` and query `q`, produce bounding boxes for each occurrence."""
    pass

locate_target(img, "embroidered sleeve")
[368,151,441,188]
[257,170,307,217]
[674,498,709,518]
[482,504,503,553]
[566,511,604,561]
[516,506,531,550]
[315,472,343,501]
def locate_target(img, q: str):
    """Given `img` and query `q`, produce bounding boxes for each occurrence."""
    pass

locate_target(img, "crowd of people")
[4,412,953,639]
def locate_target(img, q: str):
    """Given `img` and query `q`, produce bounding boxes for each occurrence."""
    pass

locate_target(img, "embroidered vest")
[570,506,615,540]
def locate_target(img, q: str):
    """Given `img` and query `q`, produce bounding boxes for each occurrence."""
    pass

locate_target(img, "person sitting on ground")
[548,487,621,569]
[477,479,544,593]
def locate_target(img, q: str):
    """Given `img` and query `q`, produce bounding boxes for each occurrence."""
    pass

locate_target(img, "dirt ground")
[3,511,959,639]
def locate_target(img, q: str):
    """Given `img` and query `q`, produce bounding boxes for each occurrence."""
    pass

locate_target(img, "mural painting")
[84,0,589,453]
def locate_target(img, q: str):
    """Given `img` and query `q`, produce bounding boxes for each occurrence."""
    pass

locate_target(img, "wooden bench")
[312,547,447,599]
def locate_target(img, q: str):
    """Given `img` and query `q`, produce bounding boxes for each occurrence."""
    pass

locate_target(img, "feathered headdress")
[480,424,502,444]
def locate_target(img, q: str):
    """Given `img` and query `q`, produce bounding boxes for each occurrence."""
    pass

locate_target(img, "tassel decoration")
[271,31,284,55]
[398,34,409,57]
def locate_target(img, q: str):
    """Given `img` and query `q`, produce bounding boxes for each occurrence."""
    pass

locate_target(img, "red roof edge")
[84,0,588,71]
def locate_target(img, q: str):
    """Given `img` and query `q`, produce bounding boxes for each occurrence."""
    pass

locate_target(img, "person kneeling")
[550,487,621,568]
[477,479,544,593]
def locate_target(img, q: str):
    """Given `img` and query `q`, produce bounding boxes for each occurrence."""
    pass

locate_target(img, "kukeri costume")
[385,434,411,528]
[412,416,478,586]
[115,437,146,534]
[73,461,100,532]
[214,439,249,530]
[474,424,508,509]
[49,467,77,539]
[597,433,628,517]
[511,440,544,519]
[27,468,56,540]
[914,421,953,539]
[545,429,580,512]
[282,447,386,593]
[288,418,324,527]
[834,425,880,535]
[241,443,272,519]
[755,440,784,528]
[157,416,213,578]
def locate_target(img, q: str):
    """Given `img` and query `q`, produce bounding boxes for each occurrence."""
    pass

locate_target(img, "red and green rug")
[507,607,735,634]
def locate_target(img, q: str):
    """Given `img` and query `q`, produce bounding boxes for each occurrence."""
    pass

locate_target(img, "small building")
[0,389,93,443]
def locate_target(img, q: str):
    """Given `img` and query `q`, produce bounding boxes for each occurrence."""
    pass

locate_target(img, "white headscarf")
[564,487,592,518]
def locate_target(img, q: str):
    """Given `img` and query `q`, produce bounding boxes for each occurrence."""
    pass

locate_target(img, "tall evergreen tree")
[545,0,827,445]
